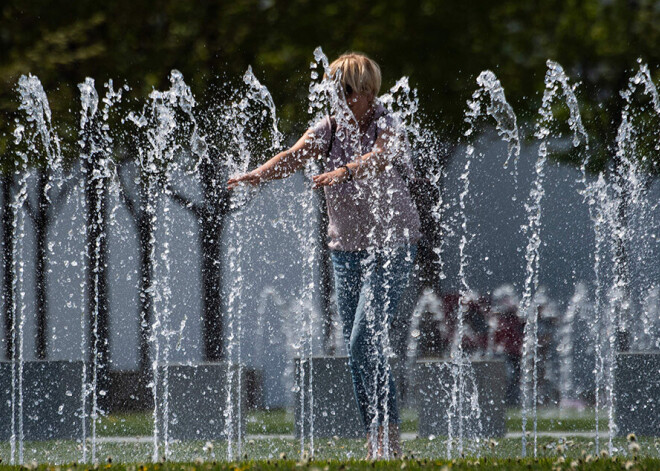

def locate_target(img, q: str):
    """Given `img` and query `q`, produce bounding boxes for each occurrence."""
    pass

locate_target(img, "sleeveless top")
[309,102,422,251]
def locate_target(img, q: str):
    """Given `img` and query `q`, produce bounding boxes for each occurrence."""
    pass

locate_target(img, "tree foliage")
[1,0,659,170]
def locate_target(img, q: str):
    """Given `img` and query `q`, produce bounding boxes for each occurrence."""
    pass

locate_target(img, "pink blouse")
[310,102,422,251]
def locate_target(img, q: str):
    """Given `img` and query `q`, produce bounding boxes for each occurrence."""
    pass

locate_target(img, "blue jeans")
[331,244,417,433]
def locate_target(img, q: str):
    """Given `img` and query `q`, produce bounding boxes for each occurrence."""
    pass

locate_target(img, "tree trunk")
[197,152,230,362]
[2,176,14,360]
[35,170,49,360]
[84,151,111,400]
[137,195,154,374]
[170,151,245,362]
[117,158,156,406]
[200,206,225,361]
[613,176,631,352]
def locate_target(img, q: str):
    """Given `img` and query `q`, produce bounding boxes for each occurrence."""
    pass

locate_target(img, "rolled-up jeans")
[330,244,417,433]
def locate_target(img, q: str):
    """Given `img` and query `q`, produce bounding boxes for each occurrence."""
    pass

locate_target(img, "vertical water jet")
[520,60,587,457]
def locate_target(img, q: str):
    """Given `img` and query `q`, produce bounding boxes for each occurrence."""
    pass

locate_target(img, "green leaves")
[0,0,658,174]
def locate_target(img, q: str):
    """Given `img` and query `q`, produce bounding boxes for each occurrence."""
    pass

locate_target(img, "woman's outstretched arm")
[227,129,322,189]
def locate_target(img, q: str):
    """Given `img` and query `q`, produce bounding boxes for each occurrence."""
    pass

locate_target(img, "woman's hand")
[312,167,349,189]
[227,169,263,190]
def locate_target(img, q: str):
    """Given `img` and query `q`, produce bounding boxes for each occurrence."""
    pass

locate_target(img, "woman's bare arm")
[227,129,323,189]
[312,127,404,188]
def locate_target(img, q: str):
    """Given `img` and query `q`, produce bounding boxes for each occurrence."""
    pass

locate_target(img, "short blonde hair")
[328,53,381,98]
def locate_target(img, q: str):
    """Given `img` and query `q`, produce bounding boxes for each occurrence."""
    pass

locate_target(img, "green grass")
[2,436,660,465]
[96,408,417,437]
[0,460,658,471]
[0,454,660,470]
[97,412,156,437]
[96,408,602,437]
[98,409,297,436]
[4,408,659,466]
[506,408,604,433]
[246,409,293,435]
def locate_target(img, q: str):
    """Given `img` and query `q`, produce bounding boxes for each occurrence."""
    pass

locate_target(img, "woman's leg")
[375,245,416,456]
[354,245,417,438]
[374,246,417,426]
[332,245,416,456]
[330,250,371,430]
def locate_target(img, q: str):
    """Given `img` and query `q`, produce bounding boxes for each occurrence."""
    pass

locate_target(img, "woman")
[227,52,421,458]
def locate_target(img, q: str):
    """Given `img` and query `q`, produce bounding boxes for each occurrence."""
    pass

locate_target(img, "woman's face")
[344,85,373,121]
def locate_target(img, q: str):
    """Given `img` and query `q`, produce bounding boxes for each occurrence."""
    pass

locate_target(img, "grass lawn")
[2,408,659,466]
[1,435,659,465]
[0,452,659,470]
[506,408,607,433]
[95,407,605,437]
[0,460,660,471]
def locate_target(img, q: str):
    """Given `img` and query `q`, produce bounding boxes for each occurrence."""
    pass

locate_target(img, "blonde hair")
[328,52,381,98]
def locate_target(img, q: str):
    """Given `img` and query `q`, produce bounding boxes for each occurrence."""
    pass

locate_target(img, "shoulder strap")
[320,117,336,173]
[328,117,337,154]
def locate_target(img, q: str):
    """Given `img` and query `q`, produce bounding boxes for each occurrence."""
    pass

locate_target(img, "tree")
[168,144,233,361]
[12,75,74,360]
[24,168,73,359]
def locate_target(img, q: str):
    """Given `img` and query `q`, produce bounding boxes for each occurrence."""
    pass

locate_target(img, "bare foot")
[365,432,375,460]
[388,423,401,457]
[376,424,401,459]
[376,426,387,459]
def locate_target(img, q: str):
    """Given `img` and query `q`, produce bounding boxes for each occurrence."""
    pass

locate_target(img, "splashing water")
[610,61,660,351]
[588,61,660,457]
[223,66,283,460]
[125,70,199,462]
[519,60,588,458]
[451,69,520,457]
[636,286,660,350]
[17,75,64,197]
[78,76,124,463]
[10,120,29,466]
[5,52,660,465]
[585,173,609,455]
[244,66,284,150]
[308,47,361,154]
[11,74,68,465]
[406,290,443,374]
[469,71,521,171]
[558,282,586,411]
